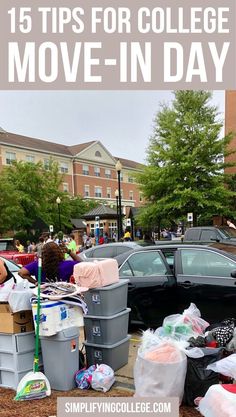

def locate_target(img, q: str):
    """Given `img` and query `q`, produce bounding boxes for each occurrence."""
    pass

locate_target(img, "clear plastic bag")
[139,328,204,358]
[91,364,115,392]
[162,303,209,340]
[134,341,187,402]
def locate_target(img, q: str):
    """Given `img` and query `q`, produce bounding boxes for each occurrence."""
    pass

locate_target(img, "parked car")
[78,242,141,261]
[115,243,236,327]
[0,256,22,282]
[183,226,236,244]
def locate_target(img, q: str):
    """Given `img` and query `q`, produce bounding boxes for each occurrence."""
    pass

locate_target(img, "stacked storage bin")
[0,332,42,389]
[83,279,131,371]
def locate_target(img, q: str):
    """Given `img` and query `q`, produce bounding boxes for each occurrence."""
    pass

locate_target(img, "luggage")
[73,259,119,289]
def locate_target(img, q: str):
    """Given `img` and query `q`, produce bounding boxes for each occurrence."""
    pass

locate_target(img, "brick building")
[225,90,236,174]
[0,128,143,216]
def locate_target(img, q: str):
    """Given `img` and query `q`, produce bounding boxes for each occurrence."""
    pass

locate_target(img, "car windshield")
[219,227,236,238]
[0,257,20,272]
[0,240,15,250]
[0,242,7,250]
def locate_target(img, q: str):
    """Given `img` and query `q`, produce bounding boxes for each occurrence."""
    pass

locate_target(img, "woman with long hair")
[19,241,81,284]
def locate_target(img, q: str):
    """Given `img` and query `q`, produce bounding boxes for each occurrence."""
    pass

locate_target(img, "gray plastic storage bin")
[0,350,42,372]
[0,331,42,389]
[84,335,131,371]
[84,279,129,316]
[40,326,79,391]
[0,332,35,353]
[0,365,44,390]
[84,308,130,345]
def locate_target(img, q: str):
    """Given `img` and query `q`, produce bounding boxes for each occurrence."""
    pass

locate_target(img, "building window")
[129,191,134,200]
[139,193,143,202]
[121,189,123,199]
[26,155,35,163]
[63,183,69,192]
[95,186,102,198]
[6,152,16,165]
[82,165,89,175]
[84,185,90,197]
[94,166,100,177]
[105,169,111,178]
[44,159,50,170]
[95,151,102,157]
[60,162,69,173]
[128,176,133,183]
[120,172,123,181]
[107,187,111,199]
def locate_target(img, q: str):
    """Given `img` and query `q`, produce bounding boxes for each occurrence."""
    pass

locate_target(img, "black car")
[116,243,236,327]
[183,226,236,244]
[78,242,141,261]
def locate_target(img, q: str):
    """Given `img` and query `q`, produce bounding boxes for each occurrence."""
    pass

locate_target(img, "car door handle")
[182,281,192,288]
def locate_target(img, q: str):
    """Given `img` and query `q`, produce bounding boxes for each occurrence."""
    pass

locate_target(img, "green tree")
[0,160,100,234]
[137,90,236,227]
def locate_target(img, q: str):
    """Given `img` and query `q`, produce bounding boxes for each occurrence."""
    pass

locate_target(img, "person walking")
[82,232,88,247]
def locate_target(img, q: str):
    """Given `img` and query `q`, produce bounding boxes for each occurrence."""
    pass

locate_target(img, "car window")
[92,246,114,258]
[0,242,7,250]
[181,249,236,277]
[116,246,132,256]
[120,251,168,277]
[185,229,200,240]
[200,230,217,241]
[162,250,175,268]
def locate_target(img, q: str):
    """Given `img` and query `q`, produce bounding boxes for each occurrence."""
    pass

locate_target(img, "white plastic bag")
[199,384,236,417]
[91,364,115,392]
[139,328,204,358]
[8,279,35,312]
[0,278,16,301]
[134,341,187,402]
[207,353,236,379]
[162,303,209,340]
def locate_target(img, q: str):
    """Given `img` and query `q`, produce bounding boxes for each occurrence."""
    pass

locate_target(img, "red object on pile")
[222,384,236,394]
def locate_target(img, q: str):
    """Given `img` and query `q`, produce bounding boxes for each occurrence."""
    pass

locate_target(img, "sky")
[0,90,225,163]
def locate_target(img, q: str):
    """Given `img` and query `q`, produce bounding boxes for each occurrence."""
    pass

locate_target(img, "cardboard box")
[0,303,34,334]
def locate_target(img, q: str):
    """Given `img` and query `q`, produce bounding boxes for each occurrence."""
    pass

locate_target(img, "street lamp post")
[115,189,119,239]
[115,159,123,240]
[56,196,62,231]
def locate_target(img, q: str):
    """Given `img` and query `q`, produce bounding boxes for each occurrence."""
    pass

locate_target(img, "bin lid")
[84,334,131,349]
[84,307,131,321]
[88,279,129,292]
[40,326,80,340]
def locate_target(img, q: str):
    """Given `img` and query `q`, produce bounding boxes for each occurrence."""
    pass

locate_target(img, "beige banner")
[57,397,179,417]
[0,0,235,89]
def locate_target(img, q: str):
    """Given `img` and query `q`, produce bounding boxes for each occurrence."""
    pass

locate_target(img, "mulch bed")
[0,387,201,417]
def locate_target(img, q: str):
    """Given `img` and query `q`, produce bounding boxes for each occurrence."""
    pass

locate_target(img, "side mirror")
[230,269,236,278]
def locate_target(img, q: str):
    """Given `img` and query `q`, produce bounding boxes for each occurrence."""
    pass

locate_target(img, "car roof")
[115,242,236,266]
[85,241,140,251]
